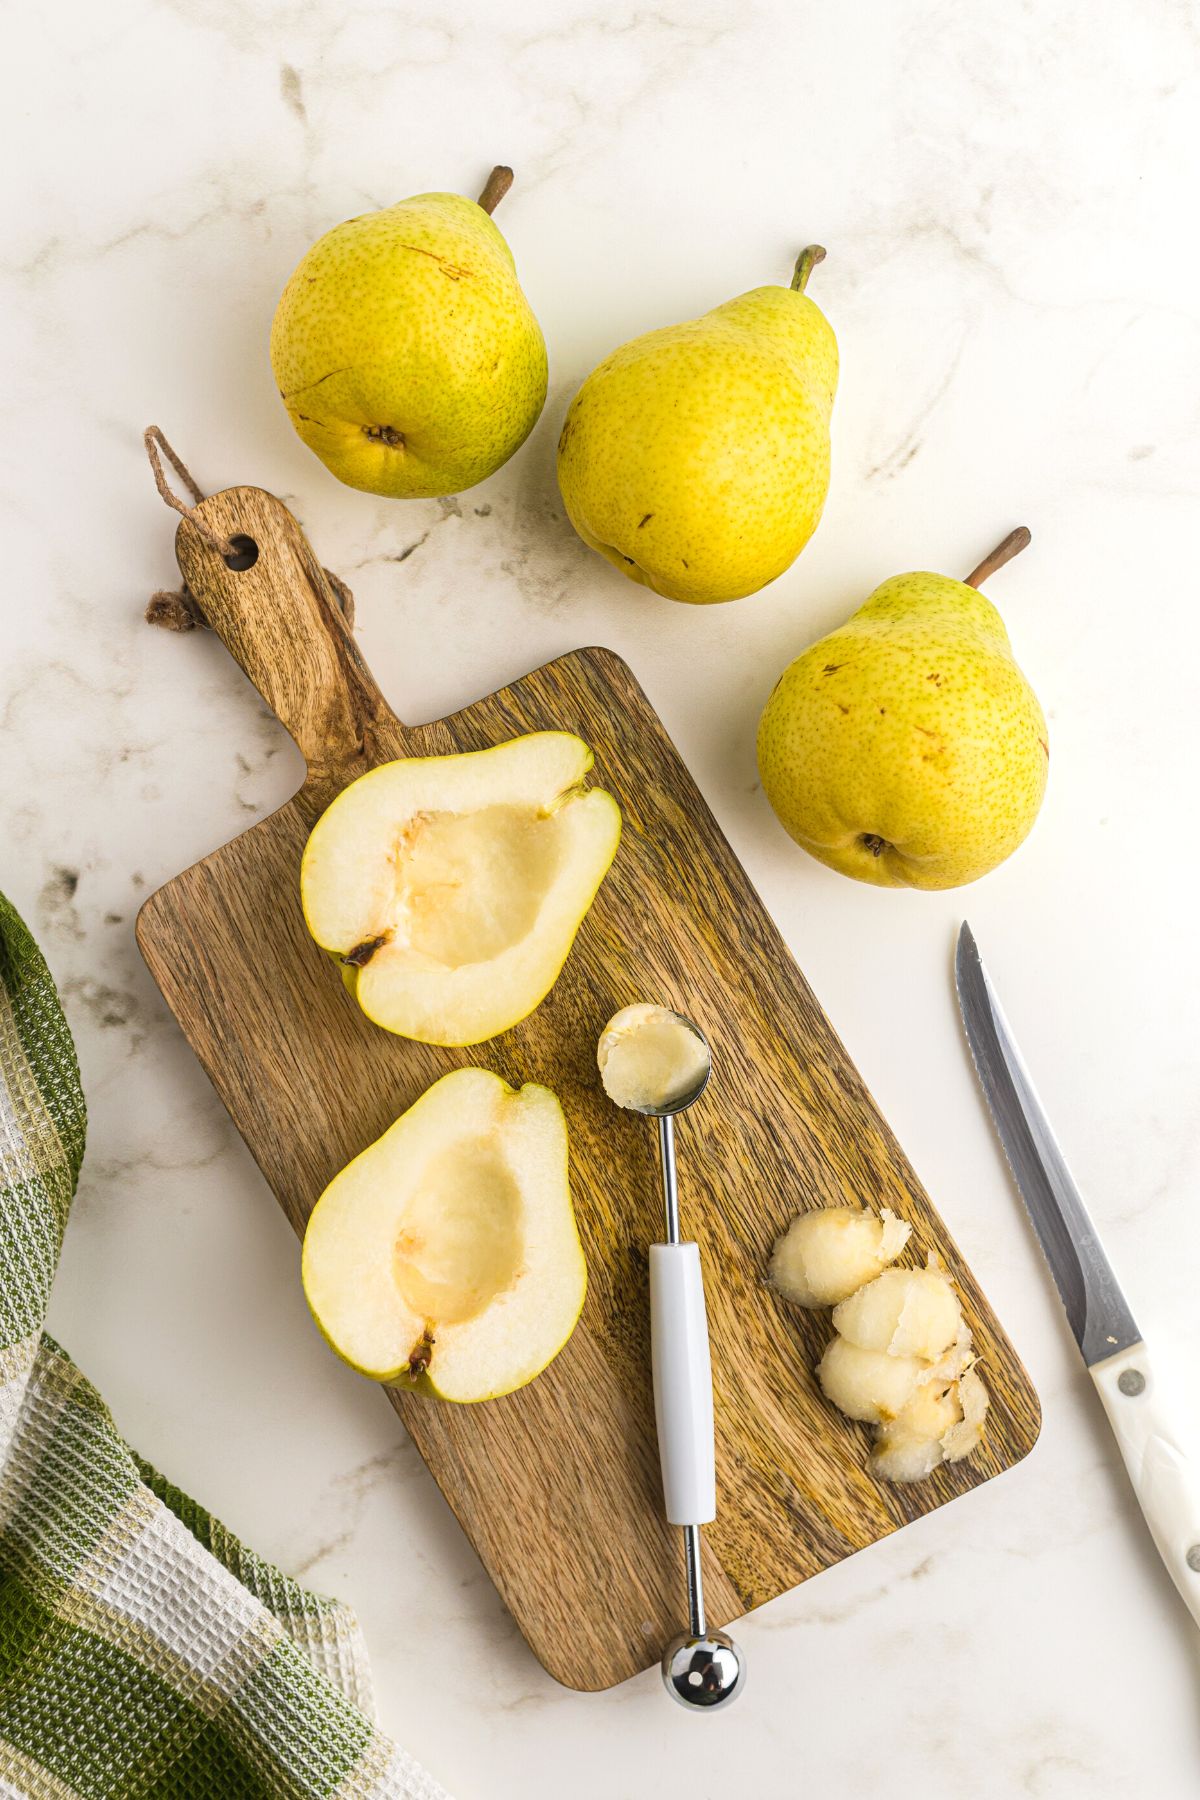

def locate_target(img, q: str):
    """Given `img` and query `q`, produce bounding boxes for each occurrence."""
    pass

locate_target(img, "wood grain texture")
[137,486,1041,1691]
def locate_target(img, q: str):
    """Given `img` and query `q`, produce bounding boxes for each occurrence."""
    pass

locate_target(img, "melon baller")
[601,1008,745,1710]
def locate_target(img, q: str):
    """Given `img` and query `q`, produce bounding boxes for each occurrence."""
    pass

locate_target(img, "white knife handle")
[1091,1342,1200,1629]
[649,1242,716,1525]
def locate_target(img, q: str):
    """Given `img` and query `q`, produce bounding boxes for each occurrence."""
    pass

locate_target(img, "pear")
[270,166,548,498]
[757,529,1048,889]
[556,246,837,604]
[302,1067,586,1400]
[301,732,620,1045]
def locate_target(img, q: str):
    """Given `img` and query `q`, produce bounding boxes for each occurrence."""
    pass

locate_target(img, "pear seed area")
[393,1136,524,1326]
[397,803,568,969]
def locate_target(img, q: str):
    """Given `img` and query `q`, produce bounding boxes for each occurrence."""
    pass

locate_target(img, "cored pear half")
[301,1067,586,1401]
[301,732,621,1045]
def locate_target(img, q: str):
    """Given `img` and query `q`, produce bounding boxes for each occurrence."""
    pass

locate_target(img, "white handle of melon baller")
[651,1237,715,1530]
[644,1048,744,1712]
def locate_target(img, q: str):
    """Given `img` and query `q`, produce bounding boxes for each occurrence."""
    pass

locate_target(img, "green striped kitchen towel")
[0,890,449,1800]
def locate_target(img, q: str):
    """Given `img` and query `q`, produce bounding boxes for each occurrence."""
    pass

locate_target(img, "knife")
[955,921,1200,1627]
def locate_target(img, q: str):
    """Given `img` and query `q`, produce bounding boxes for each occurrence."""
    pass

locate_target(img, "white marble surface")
[4,0,1200,1793]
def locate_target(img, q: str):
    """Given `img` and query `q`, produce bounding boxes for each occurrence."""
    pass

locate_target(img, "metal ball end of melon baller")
[603,1009,745,1711]
[662,1626,745,1710]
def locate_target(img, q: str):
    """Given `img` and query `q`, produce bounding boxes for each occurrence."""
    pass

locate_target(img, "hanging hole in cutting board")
[223,535,259,571]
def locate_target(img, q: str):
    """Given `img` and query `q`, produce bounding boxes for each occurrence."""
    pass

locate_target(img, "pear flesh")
[270,179,547,498]
[557,256,837,604]
[301,733,621,1046]
[757,561,1048,889]
[301,1068,586,1401]
[596,1004,710,1113]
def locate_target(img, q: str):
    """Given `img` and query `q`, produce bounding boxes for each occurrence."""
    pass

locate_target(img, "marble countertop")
[5,1,1200,1794]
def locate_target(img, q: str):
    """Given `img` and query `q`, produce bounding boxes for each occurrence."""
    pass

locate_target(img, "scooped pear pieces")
[300,732,621,1047]
[757,527,1048,889]
[941,1366,989,1461]
[871,1366,990,1483]
[769,1203,991,1481]
[820,1260,990,1481]
[816,1335,927,1425]
[769,1205,911,1307]
[270,166,547,498]
[833,1265,962,1361]
[870,1381,964,1483]
[557,246,837,604]
[301,1067,586,1402]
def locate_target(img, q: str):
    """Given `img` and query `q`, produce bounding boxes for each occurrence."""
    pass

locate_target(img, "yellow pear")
[557,247,837,603]
[302,1067,586,1401]
[757,530,1048,889]
[270,167,547,498]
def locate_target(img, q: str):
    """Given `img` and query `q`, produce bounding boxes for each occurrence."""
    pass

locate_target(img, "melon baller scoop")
[597,1006,745,1711]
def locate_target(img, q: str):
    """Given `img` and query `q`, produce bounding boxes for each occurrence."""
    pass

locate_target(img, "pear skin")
[271,167,547,499]
[557,247,837,604]
[757,530,1048,890]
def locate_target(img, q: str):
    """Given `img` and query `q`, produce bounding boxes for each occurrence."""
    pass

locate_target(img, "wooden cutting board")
[137,484,1040,1691]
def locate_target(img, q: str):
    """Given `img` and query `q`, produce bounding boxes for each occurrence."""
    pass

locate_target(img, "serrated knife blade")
[954,921,1139,1365]
[955,921,1200,1632]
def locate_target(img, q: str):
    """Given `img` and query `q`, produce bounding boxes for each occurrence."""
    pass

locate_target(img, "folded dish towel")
[0,891,448,1800]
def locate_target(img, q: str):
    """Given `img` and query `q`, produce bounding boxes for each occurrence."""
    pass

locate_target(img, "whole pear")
[270,167,547,499]
[757,530,1048,889]
[557,247,837,604]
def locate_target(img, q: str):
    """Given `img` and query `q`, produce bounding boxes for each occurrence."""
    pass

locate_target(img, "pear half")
[302,1068,585,1400]
[301,733,621,1045]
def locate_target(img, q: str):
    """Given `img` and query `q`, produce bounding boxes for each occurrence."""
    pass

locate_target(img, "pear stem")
[963,526,1032,588]
[791,245,827,292]
[477,165,514,214]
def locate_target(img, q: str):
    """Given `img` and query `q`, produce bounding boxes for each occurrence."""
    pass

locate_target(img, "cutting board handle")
[173,484,404,782]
